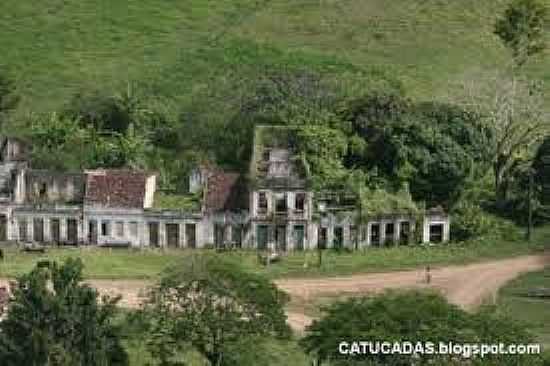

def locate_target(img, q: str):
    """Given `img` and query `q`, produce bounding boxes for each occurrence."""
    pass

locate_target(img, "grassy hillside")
[0,0,548,117]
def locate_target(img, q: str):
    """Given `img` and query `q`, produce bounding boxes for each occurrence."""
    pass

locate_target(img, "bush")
[451,201,493,241]
[301,290,542,366]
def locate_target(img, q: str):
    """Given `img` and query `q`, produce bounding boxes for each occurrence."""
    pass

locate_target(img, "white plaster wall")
[143,175,156,209]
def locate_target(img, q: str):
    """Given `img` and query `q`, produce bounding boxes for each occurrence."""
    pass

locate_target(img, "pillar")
[422,219,430,244]
[394,220,401,245]
[159,222,166,248]
[179,222,185,248]
[380,221,387,245]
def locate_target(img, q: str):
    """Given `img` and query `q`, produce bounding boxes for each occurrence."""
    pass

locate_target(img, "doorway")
[149,222,160,247]
[18,218,28,242]
[67,219,78,244]
[0,215,7,242]
[276,225,286,251]
[33,218,44,242]
[429,224,443,243]
[318,227,327,250]
[88,220,98,244]
[185,223,196,248]
[256,225,268,250]
[294,225,305,251]
[214,223,225,248]
[333,227,343,249]
[400,221,410,245]
[166,223,180,248]
[370,224,380,246]
[50,218,60,243]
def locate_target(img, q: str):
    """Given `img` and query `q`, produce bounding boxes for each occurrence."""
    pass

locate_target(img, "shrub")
[451,201,493,241]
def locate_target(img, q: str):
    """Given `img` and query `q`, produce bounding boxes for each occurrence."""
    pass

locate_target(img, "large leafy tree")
[0,258,128,366]
[494,0,548,66]
[456,73,549,205]
[144,254,291,366]
[301,291,542,366]
[342,94,489,205]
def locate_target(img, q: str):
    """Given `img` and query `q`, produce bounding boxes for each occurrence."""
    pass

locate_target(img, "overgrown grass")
[0,225,548,280]
[152,191,201,211]
[0,0,548,119]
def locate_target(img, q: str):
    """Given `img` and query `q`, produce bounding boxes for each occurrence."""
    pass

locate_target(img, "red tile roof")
[84,170,151,209]
[205,169,246,212]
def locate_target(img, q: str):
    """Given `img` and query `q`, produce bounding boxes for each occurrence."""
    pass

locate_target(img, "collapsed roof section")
[204,168,248,213]
[249,125,310,190]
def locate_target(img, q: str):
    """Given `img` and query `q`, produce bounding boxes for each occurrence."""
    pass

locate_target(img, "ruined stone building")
[0,129,450,250]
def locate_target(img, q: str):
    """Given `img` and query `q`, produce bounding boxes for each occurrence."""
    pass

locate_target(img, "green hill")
[0,0,548,117]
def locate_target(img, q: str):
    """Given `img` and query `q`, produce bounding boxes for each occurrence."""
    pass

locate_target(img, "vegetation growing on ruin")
[152,191,202,212]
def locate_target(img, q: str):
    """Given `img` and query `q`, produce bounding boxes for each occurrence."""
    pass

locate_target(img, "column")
[60,218,68,242]
[308,223,318,250]
[44,217,52,243]
[394,220,401,245]
[28,217,34,242]
[422,219,430,243]
[286,192,293,218]
[251,192,258,217]
[224,224,231,245]
[179,222,185,248]
[327,225,334,249]
[79,217,86,244]
[159,222,166,248]
[368,223,373,246]
[443,220,451,243]
[286,223,293,251]
[343,225,350,249]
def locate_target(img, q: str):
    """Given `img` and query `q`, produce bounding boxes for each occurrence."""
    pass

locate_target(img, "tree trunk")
[494,159,508,205]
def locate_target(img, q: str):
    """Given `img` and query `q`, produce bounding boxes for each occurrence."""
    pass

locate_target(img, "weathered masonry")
[0,132,450,250]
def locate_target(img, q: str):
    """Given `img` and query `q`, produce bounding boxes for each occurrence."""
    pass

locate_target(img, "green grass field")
[0,224,548,280]
[498,267,550,349]
[0,0,548,119]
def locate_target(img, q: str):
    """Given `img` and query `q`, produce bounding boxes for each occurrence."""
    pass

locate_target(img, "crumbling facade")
[0,130,450,250]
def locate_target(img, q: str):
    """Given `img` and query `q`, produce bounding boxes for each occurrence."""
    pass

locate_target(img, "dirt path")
[1,254,548,332]
[279,254,550,331]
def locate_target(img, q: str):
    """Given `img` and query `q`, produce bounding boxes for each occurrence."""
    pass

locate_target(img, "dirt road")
[1,254,548,331]
[279,254,549,331]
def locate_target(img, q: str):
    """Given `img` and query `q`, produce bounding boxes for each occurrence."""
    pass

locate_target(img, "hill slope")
[0,0,548,115]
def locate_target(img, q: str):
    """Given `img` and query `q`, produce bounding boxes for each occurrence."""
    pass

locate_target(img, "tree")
[144,254,291,366]
[494,0,548,66]
[301,290,542,366]
[295,125,349,190]
[455,72,549,205]
[0,258,128,366]
[534,136,550,205]
[342,94,489,205]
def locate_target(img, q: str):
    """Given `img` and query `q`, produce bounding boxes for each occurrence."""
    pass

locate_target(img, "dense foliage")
[0,258,128,366]
[342,94,491,206]
[301,291,543,366]
[494,0,548,66]
[143,254,291,365]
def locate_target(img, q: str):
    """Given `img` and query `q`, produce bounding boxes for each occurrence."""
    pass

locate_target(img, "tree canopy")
[0,258,128,366]
[143,254,291,366]
[494,0,548,66]
[301,290,542,366]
